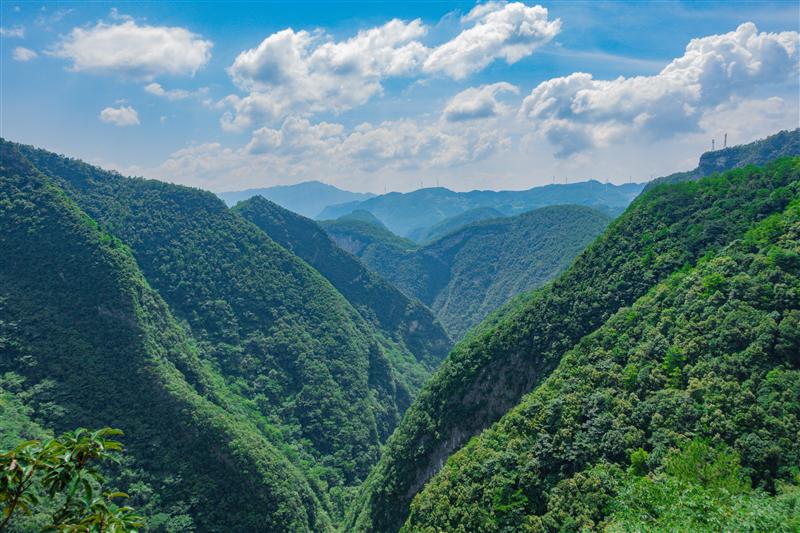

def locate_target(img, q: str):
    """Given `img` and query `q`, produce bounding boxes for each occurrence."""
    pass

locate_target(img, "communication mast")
[724,133,727,148]
[712,138,715,151]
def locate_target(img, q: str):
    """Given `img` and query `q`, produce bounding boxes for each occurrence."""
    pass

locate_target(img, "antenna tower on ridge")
[724,133,727,148]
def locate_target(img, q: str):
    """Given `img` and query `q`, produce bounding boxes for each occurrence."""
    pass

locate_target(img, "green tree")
[0,428,142,532]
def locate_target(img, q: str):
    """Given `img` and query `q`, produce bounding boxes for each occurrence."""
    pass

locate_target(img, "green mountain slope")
[404,194,800,531]
[645,128,799,191]
[7,140,422,508]
[318,181,643,237]
[232,195,451,383]
[347,158,800,532]
[327,205,611,340]
[0,143,332,531]
[217,180,374,218]
[407,207,504,244]
[321,215,417,257]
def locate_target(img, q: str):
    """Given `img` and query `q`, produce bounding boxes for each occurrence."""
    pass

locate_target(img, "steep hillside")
[328,205,610,340]
[232,196,451,385]
[407,207,504,244]
[645,128,799,190]
[318,181,643,237]
[217,180,373,217]
[0,143,332,531]
[404,196,800,531]
[347,158,800,532]
[321,215,417,258]
[8,140,420,504]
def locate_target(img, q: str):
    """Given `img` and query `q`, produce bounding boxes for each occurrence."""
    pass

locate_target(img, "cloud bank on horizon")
[3,1,799,192]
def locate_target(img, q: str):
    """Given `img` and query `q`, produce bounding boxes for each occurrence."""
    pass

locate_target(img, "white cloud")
[12,46,37,61]
[444,82,519,121]
[50,20,212,78]
[99,105,140,126]
[0,26,24,38]
[222,3,559,129]
[144,82,208,101]
[520,23,799,157]
[423,2,560,79]
[223,19,428,130]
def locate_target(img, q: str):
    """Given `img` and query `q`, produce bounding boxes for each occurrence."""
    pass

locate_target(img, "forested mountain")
[232,195,451,381]
[321,214,418,258]
[326,205,610,339]
[347,157,800,532]
[0,140,443,530]
[0,143,332,531]
[318,181,643,237]
[407,207,504,243]
[405,195,800,530]
[645,128,799,190]
[217,180,374,218]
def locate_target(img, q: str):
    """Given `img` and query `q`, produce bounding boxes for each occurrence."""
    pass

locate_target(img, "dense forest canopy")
[1,131,798,533]
[347,157,800,532]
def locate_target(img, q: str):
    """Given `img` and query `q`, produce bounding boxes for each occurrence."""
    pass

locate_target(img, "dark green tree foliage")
[347,158,800,532]
[1,428,142,532]
[10,140,413,488]
[327,205,611,339]
[403,197,800,531]
[232,196,451,379]
[0,142,333,531]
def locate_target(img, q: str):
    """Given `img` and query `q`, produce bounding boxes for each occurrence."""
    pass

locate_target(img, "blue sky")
[2,1,798,193]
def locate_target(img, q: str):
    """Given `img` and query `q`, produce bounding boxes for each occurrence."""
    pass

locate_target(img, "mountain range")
[319,181,644,238]
[323,205,611,339]
[2,129,799,533]
[217,181,374,218]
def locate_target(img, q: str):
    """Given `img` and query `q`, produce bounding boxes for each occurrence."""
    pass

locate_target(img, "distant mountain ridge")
[324,205,611,339]
[217,180,374,218]
[645,128,800,191]
[318,181,643,237]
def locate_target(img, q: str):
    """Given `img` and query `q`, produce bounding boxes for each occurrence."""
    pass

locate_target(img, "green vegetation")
[318,181,643,237]
[407,207,504,244]
[1,428,142,532]
[645,128,799,191]
[347,157,800,532]
[3,131,798,532]
[233,195,451,388]
[1,141,333,530]
[327,205,611,339]
[403,196,800,530]
[12,139,426,489]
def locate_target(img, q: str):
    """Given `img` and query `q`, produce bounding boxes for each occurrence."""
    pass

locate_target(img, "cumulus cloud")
[144,82,208,101]
[12,46,37,61]
[0,26,24,38]
[444,82,519,121]
[99,105,140,126]
[222,2,559,129]
[145,82,191,100]
[519,22,799,157]
[423,2,560,79]
[145,111,510,190]
[223,19,427,130]
[50,20,212,78]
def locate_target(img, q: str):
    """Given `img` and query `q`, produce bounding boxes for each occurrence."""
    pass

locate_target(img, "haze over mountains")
[217,181,374,218]
[2,127,799,533]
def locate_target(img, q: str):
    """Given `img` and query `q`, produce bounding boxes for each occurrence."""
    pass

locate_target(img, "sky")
[1,1,799,193]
